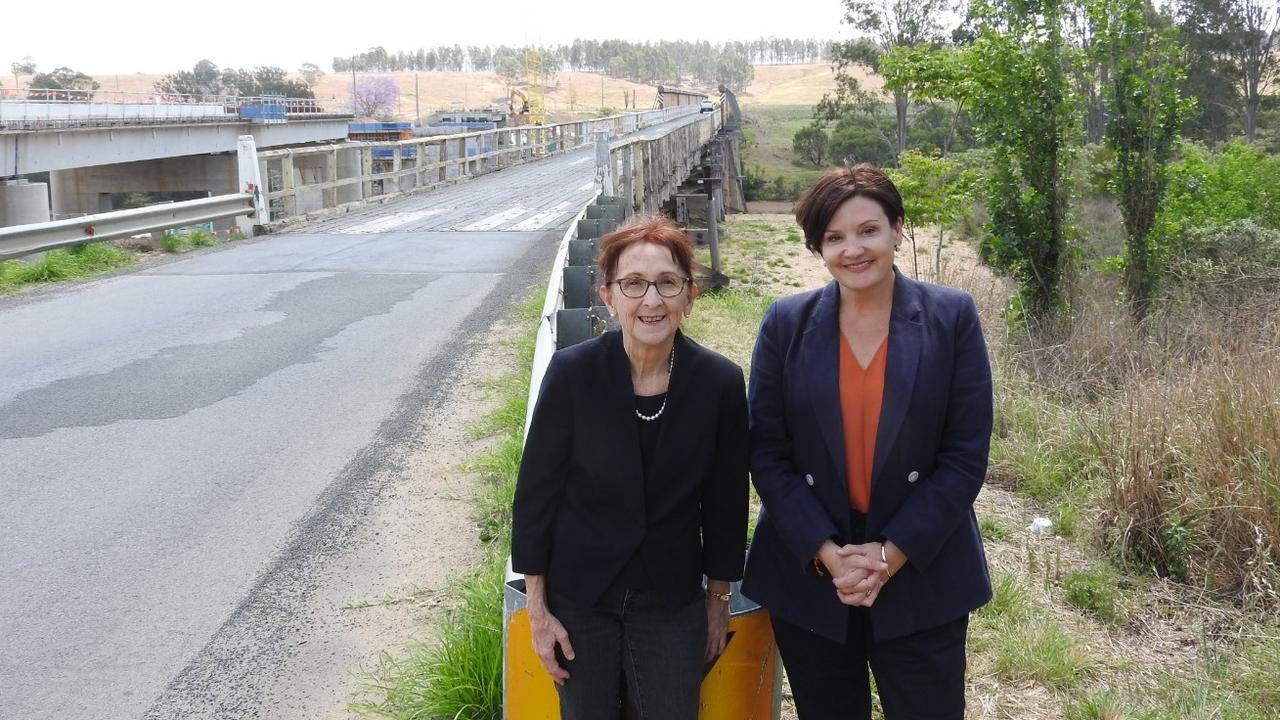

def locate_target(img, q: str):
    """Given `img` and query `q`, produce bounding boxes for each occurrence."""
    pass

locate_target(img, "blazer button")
[805,474,815,486]
[907,471,920,483]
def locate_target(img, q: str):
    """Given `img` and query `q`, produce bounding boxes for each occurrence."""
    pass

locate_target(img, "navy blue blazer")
[741,271,993,642]
[512,330,749,610]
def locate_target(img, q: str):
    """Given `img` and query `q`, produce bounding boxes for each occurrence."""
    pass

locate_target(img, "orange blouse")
[838,335,887,513]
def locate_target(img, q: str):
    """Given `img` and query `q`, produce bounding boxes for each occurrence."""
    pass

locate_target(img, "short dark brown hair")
[794,164,905,254]
[597,216,695,283]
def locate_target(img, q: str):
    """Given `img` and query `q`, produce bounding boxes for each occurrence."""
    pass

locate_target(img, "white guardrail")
[0,194,255,261]
[524,199,596,436]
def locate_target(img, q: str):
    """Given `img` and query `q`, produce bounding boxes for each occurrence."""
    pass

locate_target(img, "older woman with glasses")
[511,216,750,720]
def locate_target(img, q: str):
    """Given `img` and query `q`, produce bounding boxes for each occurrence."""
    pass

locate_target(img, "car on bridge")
[700,99,715,113]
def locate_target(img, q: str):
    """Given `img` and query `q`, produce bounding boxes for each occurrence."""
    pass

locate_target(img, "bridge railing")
[603,105,723,217]
[255,105,703,227]
[0,88,337,130]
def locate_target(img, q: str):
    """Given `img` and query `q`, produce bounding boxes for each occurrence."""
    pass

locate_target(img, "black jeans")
[548,587,706,720]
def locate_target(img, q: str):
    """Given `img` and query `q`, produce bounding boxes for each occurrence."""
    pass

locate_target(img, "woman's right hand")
[524,575,573,685]
[528,606,574,685]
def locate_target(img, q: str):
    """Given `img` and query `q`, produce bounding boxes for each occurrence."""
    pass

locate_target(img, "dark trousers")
[549,587,706,720]
[771,607,968,720]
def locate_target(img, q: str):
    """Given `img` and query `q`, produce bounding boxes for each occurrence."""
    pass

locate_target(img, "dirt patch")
[746,201,795,214]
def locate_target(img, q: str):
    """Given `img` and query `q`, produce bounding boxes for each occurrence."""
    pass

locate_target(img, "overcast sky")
[5,0,851,75]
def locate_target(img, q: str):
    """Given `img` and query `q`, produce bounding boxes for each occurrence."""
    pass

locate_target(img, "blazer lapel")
[801,282,848,505]
[603,331,649,501]
[646,331,693,482]
[872,270,923,490]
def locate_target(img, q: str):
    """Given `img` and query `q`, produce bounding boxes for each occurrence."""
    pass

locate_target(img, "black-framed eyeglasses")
[611,275,691,299]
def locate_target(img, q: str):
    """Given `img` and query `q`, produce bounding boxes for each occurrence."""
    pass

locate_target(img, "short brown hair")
[794,164,905,254]
[597,216,695,283]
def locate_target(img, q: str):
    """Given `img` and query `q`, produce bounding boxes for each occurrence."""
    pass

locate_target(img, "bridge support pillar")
[48,155,237,230]
[0,179,51,229]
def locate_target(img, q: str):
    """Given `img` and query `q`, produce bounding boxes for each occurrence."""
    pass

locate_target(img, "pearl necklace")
[635,346,675,422]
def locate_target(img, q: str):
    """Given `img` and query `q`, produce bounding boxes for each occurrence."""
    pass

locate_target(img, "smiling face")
[599,241,698,351]
[818,195,902,297]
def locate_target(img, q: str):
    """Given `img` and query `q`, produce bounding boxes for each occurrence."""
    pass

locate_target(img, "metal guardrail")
[255,106,703,227]
[0,194,254,261]
[0,89,336,130]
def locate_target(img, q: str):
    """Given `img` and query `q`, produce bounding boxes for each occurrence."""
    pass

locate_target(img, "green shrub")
[979,516,1010,542]
[1164,219,1280,307]
[1061,568,1120,624]
[1153,141,1280,250]
[189,229,219,247]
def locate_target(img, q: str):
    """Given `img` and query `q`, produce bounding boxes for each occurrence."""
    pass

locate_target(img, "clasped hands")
[817,540,899,607]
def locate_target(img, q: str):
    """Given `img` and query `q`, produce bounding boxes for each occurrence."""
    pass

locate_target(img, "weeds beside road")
[0,228,237,295]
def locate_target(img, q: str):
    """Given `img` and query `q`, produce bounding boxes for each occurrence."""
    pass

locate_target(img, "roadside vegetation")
[0,242,134,293]
[0,228,239,295]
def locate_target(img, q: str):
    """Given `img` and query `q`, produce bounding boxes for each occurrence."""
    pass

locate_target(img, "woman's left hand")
[704,586,731,661]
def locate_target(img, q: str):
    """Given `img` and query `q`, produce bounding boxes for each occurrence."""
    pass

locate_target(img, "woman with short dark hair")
[512,216,749,720]
[742,164,994,719]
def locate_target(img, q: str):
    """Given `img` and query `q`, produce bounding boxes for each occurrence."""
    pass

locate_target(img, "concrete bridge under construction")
[0,93,744,719]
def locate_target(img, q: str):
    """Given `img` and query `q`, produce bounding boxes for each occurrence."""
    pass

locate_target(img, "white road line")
[459,206,529,231]
[578,181,596,191]
[333,209,444,234]
[511,201,574,232]
[569,156,593,166]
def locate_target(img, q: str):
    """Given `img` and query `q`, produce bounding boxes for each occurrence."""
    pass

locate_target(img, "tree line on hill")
[330,38,834,89]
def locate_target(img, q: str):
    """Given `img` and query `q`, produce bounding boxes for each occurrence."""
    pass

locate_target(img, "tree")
[965,0,1077,320]
[1174,0,1245,141]
[298,63,324,87]
[1232,0,1280,141]
[10,56,35,90]
[887,150,978,279]
[222,66,313,98]
[828,114,899,167]
[350,76,398,119]
[792,125,830,166]
[1090,0,1192,317]
[155,59,225,98]
[29,66,99,100]
[837,0,950,156]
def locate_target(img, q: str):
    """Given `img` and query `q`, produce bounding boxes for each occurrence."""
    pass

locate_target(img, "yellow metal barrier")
[503,569,782,720]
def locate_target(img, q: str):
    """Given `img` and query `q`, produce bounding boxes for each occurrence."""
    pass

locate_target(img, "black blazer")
[511,329,749,609]
[742,272,994,642]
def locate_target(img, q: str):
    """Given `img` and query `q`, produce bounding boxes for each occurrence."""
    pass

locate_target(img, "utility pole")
[415,72,421,125]
[350,56,357,116]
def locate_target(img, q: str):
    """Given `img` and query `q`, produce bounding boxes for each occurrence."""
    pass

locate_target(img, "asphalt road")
[0,142,609,718]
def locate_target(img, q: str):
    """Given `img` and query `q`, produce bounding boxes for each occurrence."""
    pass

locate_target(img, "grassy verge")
[0,228,241,294]
[0,242,135,293]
